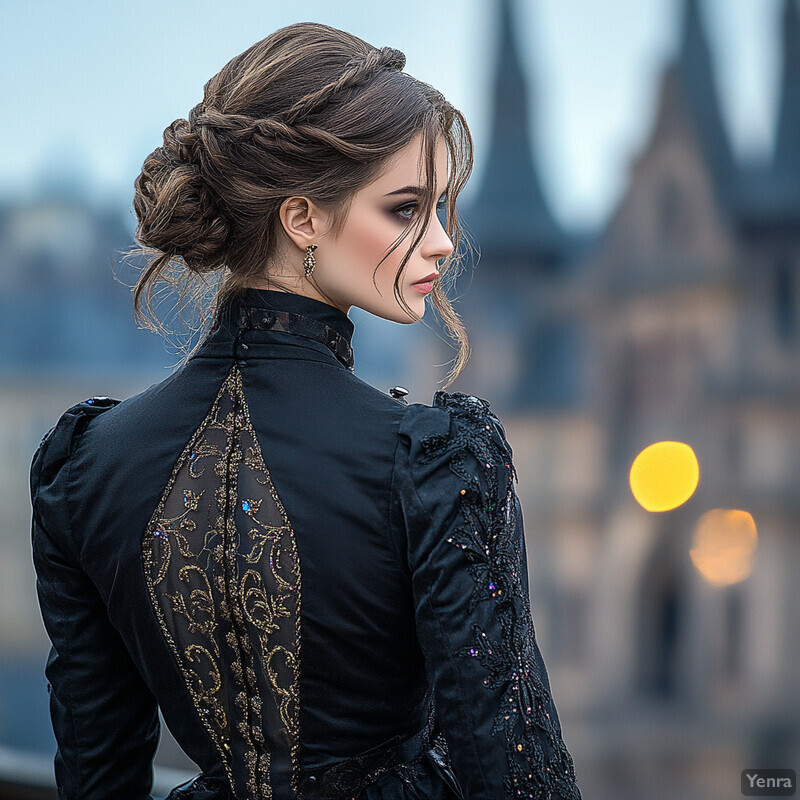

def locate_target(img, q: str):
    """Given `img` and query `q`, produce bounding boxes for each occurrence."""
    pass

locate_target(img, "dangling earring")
[303,244,318,277]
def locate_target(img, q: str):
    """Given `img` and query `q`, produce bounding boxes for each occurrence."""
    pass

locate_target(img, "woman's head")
[268,131,454,324]
[131,21,474,385]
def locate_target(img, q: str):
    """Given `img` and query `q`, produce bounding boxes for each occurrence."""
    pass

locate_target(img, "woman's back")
[31,288,581,799]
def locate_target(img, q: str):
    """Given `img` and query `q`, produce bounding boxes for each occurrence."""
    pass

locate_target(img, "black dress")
[29,288,582,800]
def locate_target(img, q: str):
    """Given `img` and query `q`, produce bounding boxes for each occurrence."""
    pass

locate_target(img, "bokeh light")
[629,441,700,512]
[690,509,758,587]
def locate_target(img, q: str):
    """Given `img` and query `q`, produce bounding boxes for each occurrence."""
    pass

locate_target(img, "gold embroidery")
[142,361,302,798]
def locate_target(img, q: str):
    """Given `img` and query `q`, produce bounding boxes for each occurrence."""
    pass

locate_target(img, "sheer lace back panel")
[141,361,301,799]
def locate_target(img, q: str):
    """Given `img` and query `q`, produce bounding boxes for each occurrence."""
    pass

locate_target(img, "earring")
[303,244,318,277]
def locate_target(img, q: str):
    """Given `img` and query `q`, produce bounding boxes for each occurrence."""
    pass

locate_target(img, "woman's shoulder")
[398,390,516,478]
[393,389,519,534]
[30,396,121,553]
[32,396,121,479]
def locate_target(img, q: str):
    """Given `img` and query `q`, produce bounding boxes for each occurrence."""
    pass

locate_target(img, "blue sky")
[0,0,784,230]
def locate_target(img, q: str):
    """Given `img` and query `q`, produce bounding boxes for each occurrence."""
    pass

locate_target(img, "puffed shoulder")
[397,390,517,497]
[430,390,514,470]
[30,396,121,559]
[392,390,520,571]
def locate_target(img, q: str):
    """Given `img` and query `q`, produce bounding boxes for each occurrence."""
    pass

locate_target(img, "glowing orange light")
[690,509,757,586]
[629,441,700,512]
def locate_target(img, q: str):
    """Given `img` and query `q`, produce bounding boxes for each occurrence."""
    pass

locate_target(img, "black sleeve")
[29,398,161,800]
[391,391,582,800]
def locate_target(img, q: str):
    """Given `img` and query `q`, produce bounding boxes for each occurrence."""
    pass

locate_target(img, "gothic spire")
[675,0,737,206]
[464,0,566,267]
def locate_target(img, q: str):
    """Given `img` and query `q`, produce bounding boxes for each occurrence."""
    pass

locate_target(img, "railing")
[0,746,197,799]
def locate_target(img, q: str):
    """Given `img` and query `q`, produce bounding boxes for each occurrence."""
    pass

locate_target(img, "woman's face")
[275,132,454,323]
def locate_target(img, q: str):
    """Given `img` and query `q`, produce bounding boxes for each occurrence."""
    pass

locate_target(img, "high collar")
[203,288,356,370]
[233,288,354,344]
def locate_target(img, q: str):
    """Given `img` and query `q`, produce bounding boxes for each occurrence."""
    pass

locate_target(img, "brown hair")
[128,21,475,387]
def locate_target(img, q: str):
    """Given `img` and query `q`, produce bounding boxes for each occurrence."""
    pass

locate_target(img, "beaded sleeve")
[392,391,582,800]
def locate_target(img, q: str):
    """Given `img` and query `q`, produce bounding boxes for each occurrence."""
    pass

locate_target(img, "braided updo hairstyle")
[131,21,474,386]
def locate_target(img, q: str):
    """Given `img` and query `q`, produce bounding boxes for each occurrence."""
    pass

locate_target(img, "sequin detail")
[142,361,301,799]
[418,391,581,800]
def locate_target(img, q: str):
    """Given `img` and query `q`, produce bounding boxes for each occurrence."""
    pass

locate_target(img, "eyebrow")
[384,185,447,197]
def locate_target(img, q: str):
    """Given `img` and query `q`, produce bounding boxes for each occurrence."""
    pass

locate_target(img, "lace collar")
[212,288,355,371]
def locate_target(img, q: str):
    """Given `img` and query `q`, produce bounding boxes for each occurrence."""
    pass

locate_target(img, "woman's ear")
[279,196,333,251]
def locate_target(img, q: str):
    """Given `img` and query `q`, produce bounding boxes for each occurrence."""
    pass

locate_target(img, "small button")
[388,385,409,401]
[308,775,317,783]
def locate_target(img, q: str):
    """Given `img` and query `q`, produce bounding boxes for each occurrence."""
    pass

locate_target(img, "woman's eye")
[395,198,448,222]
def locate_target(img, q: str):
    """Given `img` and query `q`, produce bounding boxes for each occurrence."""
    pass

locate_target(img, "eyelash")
[394,197,448,222]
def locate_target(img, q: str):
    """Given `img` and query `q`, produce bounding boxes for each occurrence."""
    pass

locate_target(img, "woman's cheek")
[356,218,396,264]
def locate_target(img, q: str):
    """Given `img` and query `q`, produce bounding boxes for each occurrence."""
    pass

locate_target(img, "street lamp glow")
[629,440,700,512]
[690,509,757,586]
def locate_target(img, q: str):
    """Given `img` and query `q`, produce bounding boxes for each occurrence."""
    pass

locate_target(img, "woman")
[29,21,582,800]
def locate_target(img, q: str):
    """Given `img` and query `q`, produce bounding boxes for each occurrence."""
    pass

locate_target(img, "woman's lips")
[412,272,439,294]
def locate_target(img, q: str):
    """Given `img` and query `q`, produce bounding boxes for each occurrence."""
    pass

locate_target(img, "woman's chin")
[407,294,427,321]
[384,296,425,325]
